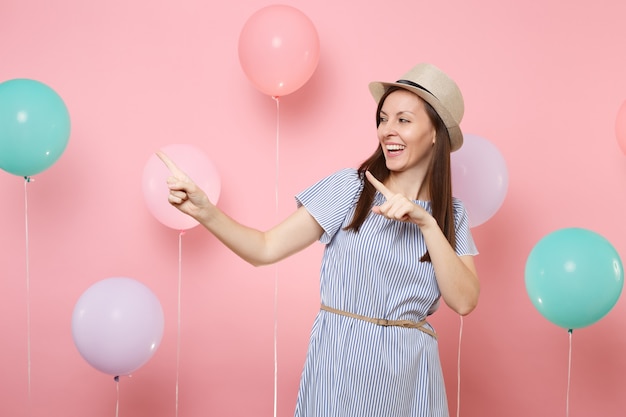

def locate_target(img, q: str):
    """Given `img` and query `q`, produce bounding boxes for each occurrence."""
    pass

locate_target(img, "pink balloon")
[71,277,164,376]
[451,134,509,227]
[615,100,626,154]
[238,5,320,97]
[142,144,221,231]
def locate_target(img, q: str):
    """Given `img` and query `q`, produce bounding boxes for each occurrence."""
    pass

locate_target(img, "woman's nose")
[380,121,398,137]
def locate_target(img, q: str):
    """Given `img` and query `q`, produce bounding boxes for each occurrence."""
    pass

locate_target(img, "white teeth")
[386,144,406,151]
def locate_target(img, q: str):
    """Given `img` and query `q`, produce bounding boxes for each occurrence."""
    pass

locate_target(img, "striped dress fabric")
[293,168,478,417]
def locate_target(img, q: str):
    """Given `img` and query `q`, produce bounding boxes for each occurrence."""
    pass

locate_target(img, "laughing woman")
[158,62,479,417]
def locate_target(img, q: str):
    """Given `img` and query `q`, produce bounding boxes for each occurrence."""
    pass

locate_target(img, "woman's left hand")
[365,171,432,226]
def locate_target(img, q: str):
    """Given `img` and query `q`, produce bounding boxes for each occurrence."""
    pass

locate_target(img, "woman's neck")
[385,170,430,201]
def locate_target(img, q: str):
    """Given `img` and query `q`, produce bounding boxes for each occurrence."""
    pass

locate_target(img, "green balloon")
[525,227,623,330]
[0,79,71,177]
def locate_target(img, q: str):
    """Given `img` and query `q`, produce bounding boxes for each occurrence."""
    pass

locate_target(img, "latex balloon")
[0,78,70,177]
[525,228,624,330]
[142,143,221,231]
[238,5,320,97]
[451,134,508,227]
[71,277,164,376]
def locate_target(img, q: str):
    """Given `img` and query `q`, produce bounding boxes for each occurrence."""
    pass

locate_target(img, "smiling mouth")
[386,144,406,154]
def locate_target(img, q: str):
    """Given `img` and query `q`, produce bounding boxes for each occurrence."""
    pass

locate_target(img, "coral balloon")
[71,277,164,376]
[451,134,508,227]
[238,5,320,97]
[615,100,626,154]
[0,79,71,177]
[142,143,221,231]
[525,228,624,330]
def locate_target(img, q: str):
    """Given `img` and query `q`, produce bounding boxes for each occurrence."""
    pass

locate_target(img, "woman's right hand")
[158,149,323,266]
[156,150,213,220]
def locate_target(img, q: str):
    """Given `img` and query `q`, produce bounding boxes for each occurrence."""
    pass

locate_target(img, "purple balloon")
[71,277,164,376]
[451,134,509,227]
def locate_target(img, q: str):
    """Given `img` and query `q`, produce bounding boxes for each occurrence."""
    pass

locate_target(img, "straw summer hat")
[368,63,465,152]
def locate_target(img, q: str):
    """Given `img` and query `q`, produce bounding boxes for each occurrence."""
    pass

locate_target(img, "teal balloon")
[0,79,71,177]
[525,227,623,330]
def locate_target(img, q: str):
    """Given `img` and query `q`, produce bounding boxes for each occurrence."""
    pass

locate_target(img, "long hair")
[344,86,456,262]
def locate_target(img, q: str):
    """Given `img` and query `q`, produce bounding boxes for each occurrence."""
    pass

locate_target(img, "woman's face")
[377,89,436,174]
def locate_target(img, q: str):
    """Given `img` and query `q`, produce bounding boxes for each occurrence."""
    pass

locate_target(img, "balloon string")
[456,315,464,417]
[566,329,572,417]
[273,246,279,417]
[24,176,32,407]
[176,230,185,417]
[272,95,280,417]
[114,376,120,417]
[273,96,280,210]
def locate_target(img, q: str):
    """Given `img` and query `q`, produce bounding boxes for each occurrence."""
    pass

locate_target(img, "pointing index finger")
[365,171,392,199]
[156,150,186,178]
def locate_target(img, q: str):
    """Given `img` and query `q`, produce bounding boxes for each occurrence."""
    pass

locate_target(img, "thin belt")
[320,304,437,339]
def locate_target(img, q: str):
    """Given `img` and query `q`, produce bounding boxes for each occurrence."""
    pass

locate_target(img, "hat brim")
[368,81,463,152]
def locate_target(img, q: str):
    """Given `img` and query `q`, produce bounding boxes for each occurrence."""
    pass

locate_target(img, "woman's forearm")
[420,218,480,315]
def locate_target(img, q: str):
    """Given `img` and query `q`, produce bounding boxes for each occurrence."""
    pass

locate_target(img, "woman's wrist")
[416,213,438,230]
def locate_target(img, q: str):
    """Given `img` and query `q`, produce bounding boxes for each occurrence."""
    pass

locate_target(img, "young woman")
[158,62,479,417]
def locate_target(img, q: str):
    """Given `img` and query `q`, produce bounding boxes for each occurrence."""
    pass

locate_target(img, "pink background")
[2,0,626,416]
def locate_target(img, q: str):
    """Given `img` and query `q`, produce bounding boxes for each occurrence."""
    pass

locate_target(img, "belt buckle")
[375,318,391,326]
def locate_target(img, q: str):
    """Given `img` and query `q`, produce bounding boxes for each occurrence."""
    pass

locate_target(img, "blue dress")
[293,168,478,417]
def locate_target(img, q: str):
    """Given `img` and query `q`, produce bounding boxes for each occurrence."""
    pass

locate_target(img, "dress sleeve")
[295,168,363,244]
[452,198,479,256]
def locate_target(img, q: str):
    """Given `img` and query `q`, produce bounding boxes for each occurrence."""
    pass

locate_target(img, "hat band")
[396,79,435,98]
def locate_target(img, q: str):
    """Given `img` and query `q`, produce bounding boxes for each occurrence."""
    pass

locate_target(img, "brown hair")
[344,86,456,262]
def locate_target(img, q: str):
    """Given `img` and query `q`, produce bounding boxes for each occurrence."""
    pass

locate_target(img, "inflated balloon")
[451,134,508,227]
[615,100,626,154]
[525,228,624,330]
[0,79,70,177]
[71,277,164,376]
[142,143,221,231]
[238,4,320,97]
